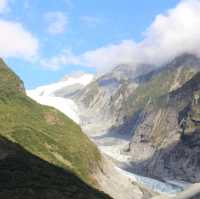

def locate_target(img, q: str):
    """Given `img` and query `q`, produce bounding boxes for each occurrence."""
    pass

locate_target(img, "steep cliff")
[130,70,200,183]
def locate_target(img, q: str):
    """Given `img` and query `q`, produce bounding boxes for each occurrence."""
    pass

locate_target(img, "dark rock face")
[131,139,200,183]
[73,64,140,134]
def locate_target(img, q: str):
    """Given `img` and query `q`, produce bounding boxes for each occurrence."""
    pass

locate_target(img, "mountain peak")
[110,63,154,82]
[61,72,94,86]
[167,53,200,69]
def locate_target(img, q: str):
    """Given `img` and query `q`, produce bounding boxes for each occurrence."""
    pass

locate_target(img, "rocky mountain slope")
[71,53,200,193]
[74,54,200,135]
[73,63,151,133]
[0,58,112,199]
[130,71,200,183]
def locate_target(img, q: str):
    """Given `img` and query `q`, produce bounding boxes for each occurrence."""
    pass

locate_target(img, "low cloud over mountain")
[41,0,200,74]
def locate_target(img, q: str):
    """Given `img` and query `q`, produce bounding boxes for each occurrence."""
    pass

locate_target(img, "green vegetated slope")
[0,136,110,199]
[0,59,111,198]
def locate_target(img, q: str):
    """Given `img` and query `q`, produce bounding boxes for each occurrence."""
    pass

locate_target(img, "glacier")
[27,73,94,124]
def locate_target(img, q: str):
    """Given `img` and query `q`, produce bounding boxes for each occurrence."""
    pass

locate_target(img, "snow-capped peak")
[61,73,94,86]
[26,73,94,124]
[27,73,94,97]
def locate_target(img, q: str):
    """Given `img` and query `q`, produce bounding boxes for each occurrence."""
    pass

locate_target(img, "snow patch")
[29,73,94,97]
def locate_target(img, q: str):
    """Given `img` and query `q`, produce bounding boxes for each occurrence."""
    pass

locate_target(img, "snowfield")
[27,73,94,124]
[27,93,80,124]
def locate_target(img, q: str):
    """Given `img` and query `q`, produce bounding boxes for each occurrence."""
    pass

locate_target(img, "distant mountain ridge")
[73,54,200,135]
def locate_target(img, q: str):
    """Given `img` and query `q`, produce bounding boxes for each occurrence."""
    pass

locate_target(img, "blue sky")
[0,0,187,88]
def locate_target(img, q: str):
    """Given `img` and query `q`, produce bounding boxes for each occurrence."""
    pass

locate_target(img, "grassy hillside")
[0,59,109,198]
[0,136,111,199]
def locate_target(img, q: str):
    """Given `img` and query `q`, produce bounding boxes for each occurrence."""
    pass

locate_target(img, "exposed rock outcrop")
[130,72,200,183]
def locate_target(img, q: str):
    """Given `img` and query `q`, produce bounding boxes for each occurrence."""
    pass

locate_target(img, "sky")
[0,0,196,89]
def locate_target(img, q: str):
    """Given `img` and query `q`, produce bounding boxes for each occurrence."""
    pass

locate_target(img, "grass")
[0,136,111,199]
[0,59,102,186]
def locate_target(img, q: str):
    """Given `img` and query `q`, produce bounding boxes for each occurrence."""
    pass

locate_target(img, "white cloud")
[0,0,9,13]
[41,0,200,72]
[137,0,200,65]
[0,19,39,59]
[45,12,68,35]
[40,41,138,72]
[82,0,200,70]
[80,40,138,73]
